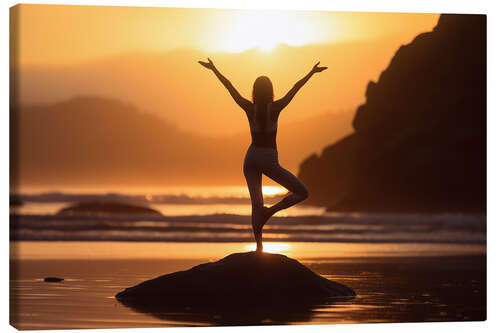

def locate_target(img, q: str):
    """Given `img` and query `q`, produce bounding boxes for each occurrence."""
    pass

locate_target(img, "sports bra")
[247,103,278,149]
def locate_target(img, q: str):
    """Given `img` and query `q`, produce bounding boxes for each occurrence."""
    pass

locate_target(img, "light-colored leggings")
[243,145,309,214]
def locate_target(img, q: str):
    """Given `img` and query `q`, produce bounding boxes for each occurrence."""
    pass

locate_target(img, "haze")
[11,5,438,134]
[10,5,439,187]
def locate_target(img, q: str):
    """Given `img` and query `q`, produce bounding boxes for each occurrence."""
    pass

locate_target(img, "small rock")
[56,201,162,216]
[44,277,64,282]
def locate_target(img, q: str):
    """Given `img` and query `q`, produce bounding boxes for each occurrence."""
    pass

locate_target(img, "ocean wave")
[11,192,283,205]
[10,213,486,244]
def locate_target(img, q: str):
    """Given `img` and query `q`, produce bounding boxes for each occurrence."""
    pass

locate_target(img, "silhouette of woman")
[199,58,327,252]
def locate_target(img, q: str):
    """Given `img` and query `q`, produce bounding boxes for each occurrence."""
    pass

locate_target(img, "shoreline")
[10,241,486,261]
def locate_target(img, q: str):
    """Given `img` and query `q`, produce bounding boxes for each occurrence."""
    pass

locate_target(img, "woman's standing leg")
[244,160,264,252]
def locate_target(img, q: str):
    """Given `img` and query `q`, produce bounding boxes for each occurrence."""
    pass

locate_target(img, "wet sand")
[10,242,486,329]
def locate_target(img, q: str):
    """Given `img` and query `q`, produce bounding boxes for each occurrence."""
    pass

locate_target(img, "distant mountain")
[12,38,426,136]
[298,14,486,213]
[10,96,353,187]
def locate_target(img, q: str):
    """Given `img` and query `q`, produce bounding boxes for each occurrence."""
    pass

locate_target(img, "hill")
[11,96,352,187]
[297,14,486,213]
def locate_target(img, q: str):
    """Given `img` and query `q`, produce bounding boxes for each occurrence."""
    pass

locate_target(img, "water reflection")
[117,295,354,326]
[244,242,291,253]
[10,254,486,328]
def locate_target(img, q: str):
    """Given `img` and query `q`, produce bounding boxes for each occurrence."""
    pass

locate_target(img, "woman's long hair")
[252,76,274,105]
[252,76,274,131]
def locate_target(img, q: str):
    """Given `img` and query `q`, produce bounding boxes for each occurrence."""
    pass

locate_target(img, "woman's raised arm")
[274,62,327,111]
[198,58,252,112]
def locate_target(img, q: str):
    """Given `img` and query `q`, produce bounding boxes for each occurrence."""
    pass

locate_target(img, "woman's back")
[247,103,279,149]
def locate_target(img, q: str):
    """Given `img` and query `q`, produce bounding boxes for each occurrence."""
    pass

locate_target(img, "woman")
[199,58,327,252]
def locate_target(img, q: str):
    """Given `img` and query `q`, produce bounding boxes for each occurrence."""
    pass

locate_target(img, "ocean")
[10,186,486,245]
[9,186,486,328]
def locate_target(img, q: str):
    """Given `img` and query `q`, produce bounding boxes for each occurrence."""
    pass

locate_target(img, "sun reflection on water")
[244,242,291,253]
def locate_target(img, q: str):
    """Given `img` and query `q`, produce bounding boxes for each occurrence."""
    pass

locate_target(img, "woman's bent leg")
[244,162,264,252]
[263,164,309,216]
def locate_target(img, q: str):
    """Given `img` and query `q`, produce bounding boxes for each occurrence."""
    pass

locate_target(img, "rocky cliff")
[298,14,486,213]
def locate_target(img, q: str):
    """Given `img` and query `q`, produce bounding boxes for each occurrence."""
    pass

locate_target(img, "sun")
[245,242,291,253]
[215,10,322,53]
[262,186,287,196]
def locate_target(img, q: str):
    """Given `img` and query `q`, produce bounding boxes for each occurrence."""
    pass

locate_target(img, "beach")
[10,241,486,329]
[10,187,487,328]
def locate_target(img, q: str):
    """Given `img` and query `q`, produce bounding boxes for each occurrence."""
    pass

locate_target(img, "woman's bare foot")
[258,206,273,229]
[252,209,263,253]
[256,243,263,253]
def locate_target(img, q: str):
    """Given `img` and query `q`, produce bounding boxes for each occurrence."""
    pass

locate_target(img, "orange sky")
[11,5,442,186]
[12,4,439,65]
[11,5,439,136]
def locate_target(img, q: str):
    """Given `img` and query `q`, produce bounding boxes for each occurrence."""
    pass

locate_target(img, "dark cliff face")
[298,14,486,213]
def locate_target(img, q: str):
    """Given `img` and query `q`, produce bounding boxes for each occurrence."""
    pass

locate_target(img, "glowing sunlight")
[262,185,287,196]
[245,242,291,253]
[214,11,329,52]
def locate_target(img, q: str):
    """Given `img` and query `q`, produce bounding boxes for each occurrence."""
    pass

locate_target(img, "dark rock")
[56,200,162,216]
[115,252,355,325]
[9,196,23,207]
[44,277,64,282]
[298,14,486,213]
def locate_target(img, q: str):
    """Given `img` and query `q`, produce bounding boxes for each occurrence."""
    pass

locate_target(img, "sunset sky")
[11,5,439,134]
[13,5,438,65]
[11,4,440,187]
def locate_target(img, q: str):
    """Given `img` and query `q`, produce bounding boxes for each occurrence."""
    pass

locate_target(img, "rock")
[298,14,486,213]
[9,196,23,207]
[115,252,355,325]
[56,201,162,216]
[44,277,64,282]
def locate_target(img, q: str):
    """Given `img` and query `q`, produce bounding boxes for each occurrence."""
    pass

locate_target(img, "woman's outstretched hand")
[198,58,216,71]
[311,61,328,74]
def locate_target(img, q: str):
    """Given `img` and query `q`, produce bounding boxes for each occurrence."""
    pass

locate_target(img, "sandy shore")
[10,241,486,329]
